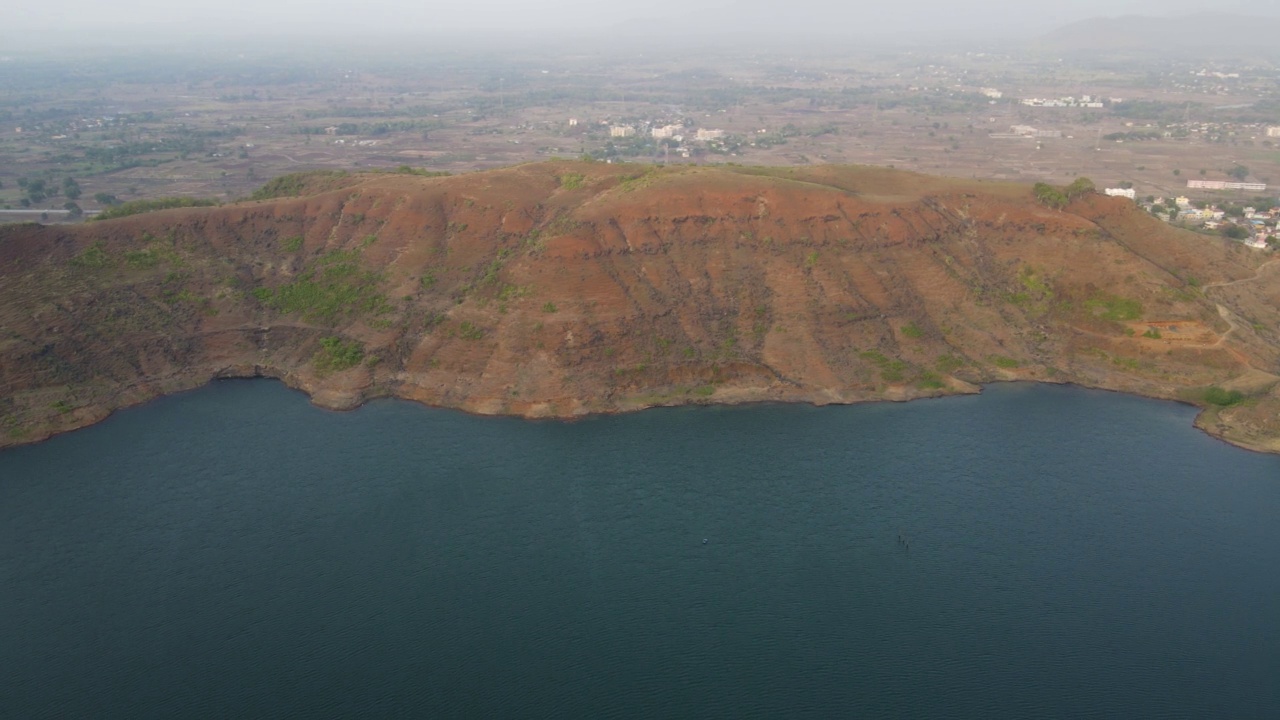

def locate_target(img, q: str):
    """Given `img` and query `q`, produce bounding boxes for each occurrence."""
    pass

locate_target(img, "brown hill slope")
[2,162,1278,451]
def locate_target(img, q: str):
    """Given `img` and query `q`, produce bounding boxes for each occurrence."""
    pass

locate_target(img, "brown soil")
[2,161,1278,452]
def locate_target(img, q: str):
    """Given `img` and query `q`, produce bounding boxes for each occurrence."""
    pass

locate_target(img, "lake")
[2,381,1278,718]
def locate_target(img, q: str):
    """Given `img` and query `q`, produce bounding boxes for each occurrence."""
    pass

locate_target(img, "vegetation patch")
[936,353,965,373]
[253,249,390,323]
[989,355,1020,369]
[70,241,112,269]
[901,321,924,339]
[458,321,484,340]
[860,350,910,382]
[916,372,945,390]
[93,197,217,221]
[558,173,586,190]
[385,165,451,177]
[124,248,161,269]
[313,336,365,372]
[282,235,304,252]
[249,170,351,201]
[1086,294,1143,322]
[1203,386,1246,407]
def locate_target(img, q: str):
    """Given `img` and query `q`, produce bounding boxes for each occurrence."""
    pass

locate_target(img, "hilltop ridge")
[2,161,1278,452]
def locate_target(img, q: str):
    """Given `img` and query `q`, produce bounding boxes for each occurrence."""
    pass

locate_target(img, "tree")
[1065,177,1095,198]
[62,177,81,200]
[1228,165,1250,181]
[1033,182,1068,209]
[23,178,47,203]
[1172,169,1181,176]
[63,202,82,218]
[94,192,120,206]
[1222,224,1249,240]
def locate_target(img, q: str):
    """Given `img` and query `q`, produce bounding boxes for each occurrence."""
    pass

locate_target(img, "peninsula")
[2,162,1277,451]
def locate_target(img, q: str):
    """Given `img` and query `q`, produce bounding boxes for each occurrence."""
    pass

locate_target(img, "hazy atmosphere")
[5,0,1279,48]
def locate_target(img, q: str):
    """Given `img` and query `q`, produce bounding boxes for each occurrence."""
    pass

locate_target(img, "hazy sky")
[5,0,1276,47]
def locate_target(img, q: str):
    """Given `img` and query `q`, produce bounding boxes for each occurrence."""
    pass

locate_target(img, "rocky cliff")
[2,162,1278,451]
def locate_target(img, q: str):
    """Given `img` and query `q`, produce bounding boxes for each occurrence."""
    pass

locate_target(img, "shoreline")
[4,370,1275,458]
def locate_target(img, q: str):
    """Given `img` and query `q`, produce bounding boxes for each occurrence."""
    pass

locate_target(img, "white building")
[651,124,681,139]
[1008,125,1062,139]
[1267,126,1280,138]
[980,88,1003,99]
[1104,188,1137,199]
[610,125,636,138]
[695,128,725,141]
[1188,180,1268,191]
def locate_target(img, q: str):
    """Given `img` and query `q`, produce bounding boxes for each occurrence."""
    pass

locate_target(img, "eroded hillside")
[2,162,1278,451]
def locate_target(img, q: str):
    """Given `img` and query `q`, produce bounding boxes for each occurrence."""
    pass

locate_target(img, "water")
[2,381,1278,719]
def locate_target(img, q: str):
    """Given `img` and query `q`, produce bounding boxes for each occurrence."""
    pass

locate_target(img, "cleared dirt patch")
[1126,320,1219,344]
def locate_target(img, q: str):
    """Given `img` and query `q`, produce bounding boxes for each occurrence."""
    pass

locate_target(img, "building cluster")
[1135,194,1278,250]
[604,121,725,144]
[1019,94,1117,108]
[1187,180,1267,192]
[990,124,1062,139]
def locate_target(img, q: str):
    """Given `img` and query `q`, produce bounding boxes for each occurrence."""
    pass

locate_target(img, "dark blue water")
[2,381,1278,719]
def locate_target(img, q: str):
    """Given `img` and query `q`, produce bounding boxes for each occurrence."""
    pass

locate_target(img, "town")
[3,40,1280,252]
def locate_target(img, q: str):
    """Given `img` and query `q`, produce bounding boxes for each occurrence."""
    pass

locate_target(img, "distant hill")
[1036,13,1280,57]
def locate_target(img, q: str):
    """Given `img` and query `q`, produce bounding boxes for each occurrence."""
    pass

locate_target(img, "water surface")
[2,381,1278,718]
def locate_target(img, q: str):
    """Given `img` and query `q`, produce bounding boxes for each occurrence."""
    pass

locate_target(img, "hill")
[1036,13,1280,57]
[2,162,1278,452]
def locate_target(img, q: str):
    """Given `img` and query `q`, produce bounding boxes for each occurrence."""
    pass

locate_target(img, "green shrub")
[1203,386,1245,406]
[314,336,365,372]
[559,173,586,190]
[124,249,160,269]
[936,354,964,373]
[916,372,945,389]
[901,321,924,339]
[542,301,558,313]
[70,242,111,268]
[458,321,484,340]
[282,235,304,252]
[990,355,1020,369]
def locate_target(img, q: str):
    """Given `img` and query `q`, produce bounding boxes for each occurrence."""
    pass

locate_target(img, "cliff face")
[2,162,1278,451]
